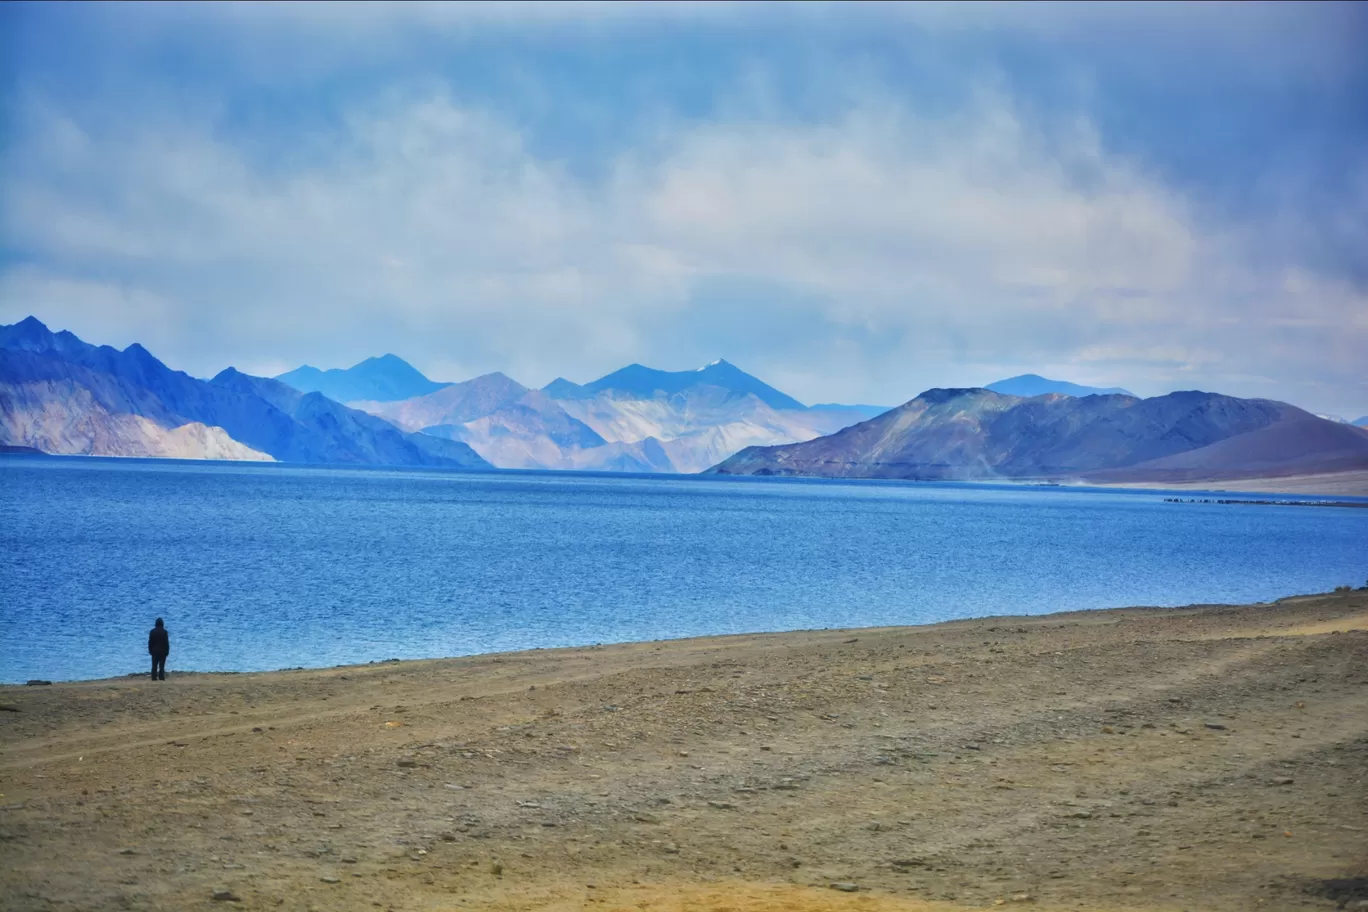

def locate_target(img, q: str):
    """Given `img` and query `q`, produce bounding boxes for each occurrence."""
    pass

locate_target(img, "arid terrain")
[2,591,1366,912]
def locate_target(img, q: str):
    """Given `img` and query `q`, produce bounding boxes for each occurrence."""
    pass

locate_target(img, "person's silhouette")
[148,618,169,681]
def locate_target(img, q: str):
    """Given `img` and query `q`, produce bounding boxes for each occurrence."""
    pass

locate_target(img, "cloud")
[1,11,1365,415]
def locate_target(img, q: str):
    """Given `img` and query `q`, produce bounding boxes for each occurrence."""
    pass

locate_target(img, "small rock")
[211,889,240,902]
[1009,893,1035,903]
[1203,722,1227,731]
[25,680,52,687]
[707,801,735,810]
[490,862,503,876]
[341,857,358,864]
[321,876,340,884]
[118,848,137,856]
[397,759,417,768]
[1273,777,1294,786]
[830,882,860,892]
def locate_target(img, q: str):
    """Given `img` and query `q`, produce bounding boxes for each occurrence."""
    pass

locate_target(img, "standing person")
[148,618,169,681]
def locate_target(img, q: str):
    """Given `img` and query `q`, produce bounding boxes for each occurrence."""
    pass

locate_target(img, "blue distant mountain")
[0,317,489,468]
[562,359,807,410]
[1356,416,1368,428]
[986,374,1134,398]
[541,377,586,398]
[276,354,450,403]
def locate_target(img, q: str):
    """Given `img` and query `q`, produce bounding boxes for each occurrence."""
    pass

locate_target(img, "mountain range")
[0,318,489,468]
[352,360,874,473]
[710,387,1368,485]
[6,316,1365,486]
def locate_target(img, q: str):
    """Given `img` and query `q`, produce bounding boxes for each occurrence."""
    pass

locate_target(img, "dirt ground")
[2,591,1366,912]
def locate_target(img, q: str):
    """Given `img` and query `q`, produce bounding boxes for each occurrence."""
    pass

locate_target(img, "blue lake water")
[2,455,1366,683]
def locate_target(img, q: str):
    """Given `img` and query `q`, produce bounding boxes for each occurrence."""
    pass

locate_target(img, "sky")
[1,2,1366,417]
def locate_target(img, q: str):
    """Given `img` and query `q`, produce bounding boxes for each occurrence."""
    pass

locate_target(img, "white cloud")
[2,85,1365,415]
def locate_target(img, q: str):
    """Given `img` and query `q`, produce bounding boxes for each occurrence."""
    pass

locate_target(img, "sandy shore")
[2,592,1366,912]
[1094,470,1368,497]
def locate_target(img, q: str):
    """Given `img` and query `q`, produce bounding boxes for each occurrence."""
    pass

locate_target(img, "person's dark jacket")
[148,625,170,658]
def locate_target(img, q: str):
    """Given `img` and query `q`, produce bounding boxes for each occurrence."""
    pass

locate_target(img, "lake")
[2,455,1365,683]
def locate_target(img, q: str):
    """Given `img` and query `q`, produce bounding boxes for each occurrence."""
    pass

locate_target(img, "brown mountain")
[708,388,1368,485]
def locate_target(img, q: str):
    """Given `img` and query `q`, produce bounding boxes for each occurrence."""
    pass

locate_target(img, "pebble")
[830,882,860,892]
[397,759,417,768]
[1273,777,1294,786]
[321,876,340,884]
[211,889,240,902]
[1203,723,1227,731]
[707,801,736,810]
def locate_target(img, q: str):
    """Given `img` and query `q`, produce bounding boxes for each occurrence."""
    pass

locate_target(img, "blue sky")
[2,1,1365,416]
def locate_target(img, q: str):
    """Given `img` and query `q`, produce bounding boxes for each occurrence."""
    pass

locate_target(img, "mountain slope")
[986,374,1134,398]
[709,388,1368,484]
[0,359,271,461]
[0,318,489,468]
[356,361,870,473]
[553,385,857,473]
[358,372,529,431]
[276,354,450,403]
[423,390,610,471]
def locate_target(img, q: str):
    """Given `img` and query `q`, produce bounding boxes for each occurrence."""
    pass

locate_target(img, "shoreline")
[8,450,1368,498]
[3,590,1366,911]
[9,589,1366,688]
